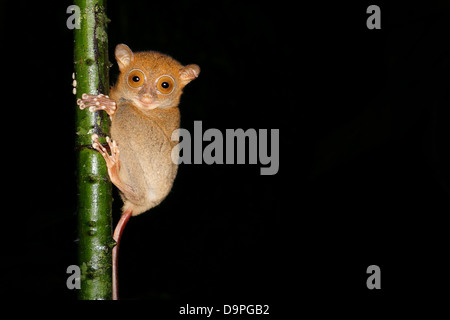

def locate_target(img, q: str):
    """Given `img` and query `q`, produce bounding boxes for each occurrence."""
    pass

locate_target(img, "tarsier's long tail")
[112,209,133,300]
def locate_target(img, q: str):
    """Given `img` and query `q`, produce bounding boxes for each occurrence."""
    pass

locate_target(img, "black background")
[1,0,448,313]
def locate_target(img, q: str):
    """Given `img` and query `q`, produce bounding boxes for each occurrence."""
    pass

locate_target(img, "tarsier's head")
[113,44,200,110]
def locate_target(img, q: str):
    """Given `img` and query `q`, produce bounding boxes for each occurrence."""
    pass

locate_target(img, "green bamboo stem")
[73,0,113,300]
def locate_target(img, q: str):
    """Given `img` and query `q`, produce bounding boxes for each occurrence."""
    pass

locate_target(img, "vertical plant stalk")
[74,0,113,300]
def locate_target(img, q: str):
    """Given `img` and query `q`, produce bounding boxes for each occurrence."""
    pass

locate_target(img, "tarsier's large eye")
[156,75,175,94]
[127,69,145,88]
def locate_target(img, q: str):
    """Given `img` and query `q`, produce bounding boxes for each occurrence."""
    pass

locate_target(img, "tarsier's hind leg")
[91,134,140,203]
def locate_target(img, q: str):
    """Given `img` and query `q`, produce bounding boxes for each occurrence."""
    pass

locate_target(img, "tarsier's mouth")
[135,98,159,110]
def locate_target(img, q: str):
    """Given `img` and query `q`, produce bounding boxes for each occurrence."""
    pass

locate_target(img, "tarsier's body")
[77,44,199,299]
[110,75,180,216]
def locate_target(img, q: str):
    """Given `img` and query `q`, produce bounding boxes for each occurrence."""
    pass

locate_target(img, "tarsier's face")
[115,45,200,110]
[127,69,176,109]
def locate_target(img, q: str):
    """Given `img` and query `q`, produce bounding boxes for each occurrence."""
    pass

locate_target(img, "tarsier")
[77,44,200,300]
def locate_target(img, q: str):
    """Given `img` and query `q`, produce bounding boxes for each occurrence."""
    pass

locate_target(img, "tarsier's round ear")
[179,64,200,85]
[115,44,134,71]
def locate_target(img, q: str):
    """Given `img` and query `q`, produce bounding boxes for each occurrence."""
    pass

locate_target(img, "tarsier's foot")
[91,134,120,175]
[77,93,117,116]
[91,134,139,202]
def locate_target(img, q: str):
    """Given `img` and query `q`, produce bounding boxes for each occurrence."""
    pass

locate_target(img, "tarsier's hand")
[77,93,117,116]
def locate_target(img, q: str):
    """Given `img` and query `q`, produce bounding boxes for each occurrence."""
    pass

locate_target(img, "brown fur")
[109,44,200,216]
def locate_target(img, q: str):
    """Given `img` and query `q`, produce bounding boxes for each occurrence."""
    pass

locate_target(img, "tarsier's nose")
[140,93,153,104]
